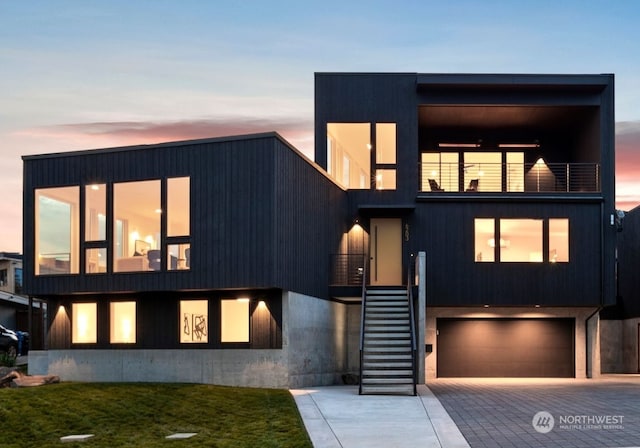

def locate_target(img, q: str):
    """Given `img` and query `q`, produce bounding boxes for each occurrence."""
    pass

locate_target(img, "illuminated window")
[506,153,524,192]
[549,219,569,262]
[72,303,97,344]
[474,219,495,262]
[500,219,543,262]
[35,187,79,275]
[327,123,371,189]
[113,180,160,272]
[168,243,190,270]
[464,152,501,192]
[376,123,396,164]
[221,299,249,343]
[180,300,208,343]
[375,169,396,190]
[422,153,459,192]
[86,248,107,274]
[85,184,106,241]
[167,177,190,237]
[110,301,136,343]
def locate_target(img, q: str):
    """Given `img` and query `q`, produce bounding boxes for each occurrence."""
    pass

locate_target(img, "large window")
[180,300,208,343]
[464,152,501,192]
[327,123,371,189]
[422,152,459,192]
[110,301,136,343]
[113,180,160,272]
[35,187,79,275]
[221,298,249,343]
[475,218,567,263]
[72,303,97,344]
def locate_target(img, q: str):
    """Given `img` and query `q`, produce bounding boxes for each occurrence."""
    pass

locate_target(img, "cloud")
[18,116,315,159]
[615,121,640,210]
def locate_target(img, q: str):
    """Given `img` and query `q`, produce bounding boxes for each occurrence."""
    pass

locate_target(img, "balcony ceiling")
[419,105,595,130]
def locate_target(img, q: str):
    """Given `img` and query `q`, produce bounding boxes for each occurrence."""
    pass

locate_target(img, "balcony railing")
[420,162,601,193]
[330,254,366,286]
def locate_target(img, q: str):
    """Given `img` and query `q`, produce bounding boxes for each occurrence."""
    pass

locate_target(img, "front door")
[370,218,402,285]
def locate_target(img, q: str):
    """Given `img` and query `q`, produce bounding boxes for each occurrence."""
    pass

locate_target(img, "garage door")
[437,318,574,377]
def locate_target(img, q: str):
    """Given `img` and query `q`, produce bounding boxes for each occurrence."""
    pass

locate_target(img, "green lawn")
[0,383,312,448]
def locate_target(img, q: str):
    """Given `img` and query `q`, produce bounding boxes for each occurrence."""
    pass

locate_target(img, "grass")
[0,383,312,448]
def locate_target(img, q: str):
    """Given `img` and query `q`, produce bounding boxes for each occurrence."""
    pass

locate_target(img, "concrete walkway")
[291,385,469,448]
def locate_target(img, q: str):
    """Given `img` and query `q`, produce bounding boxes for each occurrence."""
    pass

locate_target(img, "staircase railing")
[407,254,418,396]
[358,254,367,395]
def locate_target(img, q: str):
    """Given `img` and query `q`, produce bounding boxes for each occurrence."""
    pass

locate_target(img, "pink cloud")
[615,121,640,211]
[20,117,315,159]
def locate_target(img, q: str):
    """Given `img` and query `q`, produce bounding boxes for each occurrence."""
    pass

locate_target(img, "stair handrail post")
[407,253,418,396]
[358,253,367,395]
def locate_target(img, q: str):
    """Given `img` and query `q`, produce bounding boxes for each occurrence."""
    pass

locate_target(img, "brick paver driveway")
[428,376,640,448]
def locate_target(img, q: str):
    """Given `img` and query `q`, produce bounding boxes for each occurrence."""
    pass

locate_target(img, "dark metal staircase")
[359,287,416,395]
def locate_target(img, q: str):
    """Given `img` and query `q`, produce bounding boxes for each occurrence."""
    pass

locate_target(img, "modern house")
[24,72,616,391]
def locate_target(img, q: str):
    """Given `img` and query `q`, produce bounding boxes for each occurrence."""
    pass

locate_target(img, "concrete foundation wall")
[425,307,600,380]
[600,318,640,373]
[284,291,358,388]
[30,349,289,387]
[30,290,358,388]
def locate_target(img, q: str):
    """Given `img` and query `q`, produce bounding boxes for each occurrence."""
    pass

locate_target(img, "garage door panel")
[437,318,574,377]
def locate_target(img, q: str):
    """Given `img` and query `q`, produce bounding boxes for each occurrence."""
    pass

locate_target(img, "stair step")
[364,338,411,345]
[363,361,413,368]
[366,325,410,331]
[361,385,415,395]
[365,332,410,338]
[362,347,412,354]
[361,377,414,385]
[366,305,408,311]
[366,319,410,325]
[362,369,413,376]
[366,289,406,294]
[363,353,413,360]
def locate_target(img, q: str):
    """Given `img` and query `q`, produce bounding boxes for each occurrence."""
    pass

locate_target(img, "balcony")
[420,161,600,194]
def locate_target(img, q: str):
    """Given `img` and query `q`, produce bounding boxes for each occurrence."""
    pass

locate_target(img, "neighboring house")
[601,205,640,372]
[23,73,616,389]
[0,252,26,329]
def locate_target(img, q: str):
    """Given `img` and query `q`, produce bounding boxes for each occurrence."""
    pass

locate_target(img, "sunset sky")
[2,0,640,253]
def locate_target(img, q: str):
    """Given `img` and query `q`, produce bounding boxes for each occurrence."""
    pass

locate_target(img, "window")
[422,153,459,192]
[14,268,22,294]
[464,152,501,192]
[221,298,249,343]
[35,187,79,275]
[86,248,107,273]
[167,177,190,237]
[72,303,97,343]
[113,180,160,272]
[500,219,543,262]
[327,123,370,189]
[0,269,7,287]
[506,153,524,192]
[475,218,566,263]
[549,219,569,262]
[474,219,495,262]
[180,300,208,343]
[85,184,106,241]
[168,243,190,270]
[110,301,136,343]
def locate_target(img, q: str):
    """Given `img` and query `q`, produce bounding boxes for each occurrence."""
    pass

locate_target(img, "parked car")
[0,324,19,358]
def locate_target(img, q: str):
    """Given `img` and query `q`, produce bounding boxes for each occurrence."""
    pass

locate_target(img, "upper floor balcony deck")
[420,160,601,194]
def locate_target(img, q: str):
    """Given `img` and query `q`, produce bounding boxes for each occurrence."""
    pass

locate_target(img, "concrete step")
[366,306,409,311]
[362,369,413,376]
[361,377,414,385]
[362,347,412,354]
[366,289,407,295]
[360,384,415,395]
[363,361,413,368]
[364,339,411,346]
[365,319,410,325]
[363,353,413,361]
[364,332,411,339]
[365,325,410,332]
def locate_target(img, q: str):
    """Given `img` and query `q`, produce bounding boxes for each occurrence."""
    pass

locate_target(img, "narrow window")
[85,248,107,274]
[221,298,249,343]
[474,219,495,262]
[549,219,569,262]
[110,301,136,343]
[85,184,106,241]
[167,177,190,237]
[180,300,208,343]
[326,123,371,189]
[72,303,97,344]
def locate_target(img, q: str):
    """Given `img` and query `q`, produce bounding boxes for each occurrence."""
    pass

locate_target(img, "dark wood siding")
[607,206,640,318]
[46,290,282,350]
[437,318,575,377]
[412,200,603,307]
[23,134,346,300]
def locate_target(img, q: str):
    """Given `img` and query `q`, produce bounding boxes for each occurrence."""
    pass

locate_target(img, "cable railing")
[330,254,366,286]
[421,162,601,193]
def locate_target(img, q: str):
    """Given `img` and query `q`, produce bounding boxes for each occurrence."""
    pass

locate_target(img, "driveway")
[428,376,640,448]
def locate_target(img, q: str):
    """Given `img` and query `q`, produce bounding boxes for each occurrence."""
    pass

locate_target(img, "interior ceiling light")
[498,143,540,148]
[438,143,479,148]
